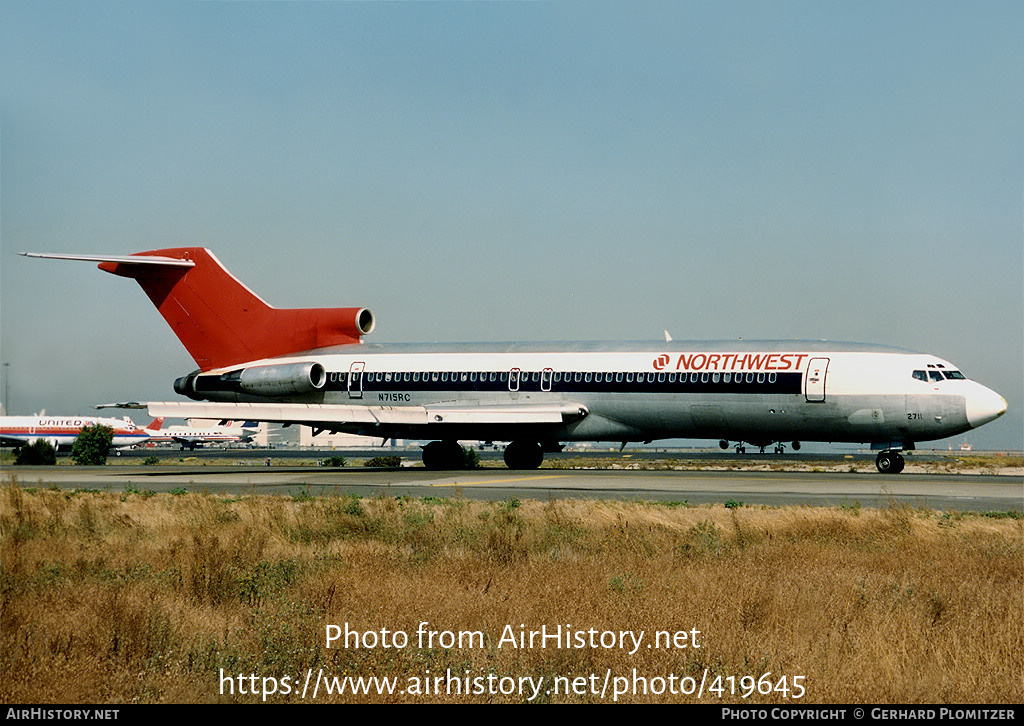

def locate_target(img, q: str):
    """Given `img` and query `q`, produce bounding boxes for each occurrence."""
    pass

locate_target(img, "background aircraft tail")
[95,248,374,371]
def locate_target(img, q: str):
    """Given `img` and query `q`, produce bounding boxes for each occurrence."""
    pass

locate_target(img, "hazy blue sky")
[2,1,1021,450]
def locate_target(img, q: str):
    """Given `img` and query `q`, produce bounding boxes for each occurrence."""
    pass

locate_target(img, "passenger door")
[805,357,829,402]
[348,361,365,399]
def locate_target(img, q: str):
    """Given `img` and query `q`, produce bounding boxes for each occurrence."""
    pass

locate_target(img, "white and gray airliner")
[23,248,1007,473]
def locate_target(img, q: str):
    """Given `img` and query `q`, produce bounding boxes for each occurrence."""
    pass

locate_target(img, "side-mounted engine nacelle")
[175,361,327,401]
[174,372,204,400]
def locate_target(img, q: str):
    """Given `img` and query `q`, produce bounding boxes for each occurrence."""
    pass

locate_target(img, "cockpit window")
[912,370,927,382]
[928,371,944,382]
[943,370,966,380]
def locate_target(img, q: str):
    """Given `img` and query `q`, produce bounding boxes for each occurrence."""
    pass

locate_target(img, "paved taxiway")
[7,464,1021,512]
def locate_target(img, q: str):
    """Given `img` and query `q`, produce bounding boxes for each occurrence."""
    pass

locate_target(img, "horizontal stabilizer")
[20,252,195,268]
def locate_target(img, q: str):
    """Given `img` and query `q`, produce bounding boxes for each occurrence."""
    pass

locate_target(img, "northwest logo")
[652,353,810,372]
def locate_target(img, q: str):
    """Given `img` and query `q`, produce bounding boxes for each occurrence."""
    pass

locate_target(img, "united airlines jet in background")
[0,414,151,451]
[22,248,1007,473]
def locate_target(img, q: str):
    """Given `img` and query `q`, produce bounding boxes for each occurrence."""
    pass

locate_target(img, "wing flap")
[140,401,588,428]
[424,403,588,424]
[145,402,428,426]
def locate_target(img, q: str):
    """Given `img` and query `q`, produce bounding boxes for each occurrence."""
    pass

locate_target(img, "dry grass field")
[1,478,1021,703]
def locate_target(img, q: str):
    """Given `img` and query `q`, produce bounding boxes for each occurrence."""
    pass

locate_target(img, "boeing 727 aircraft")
[22,248,1007,473]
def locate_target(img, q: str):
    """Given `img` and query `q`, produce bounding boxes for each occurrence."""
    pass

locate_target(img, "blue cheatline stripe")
[196,369,803,396]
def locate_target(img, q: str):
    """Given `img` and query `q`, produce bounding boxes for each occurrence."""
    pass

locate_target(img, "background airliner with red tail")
[143,417,259,450]
[22,248,1007,472]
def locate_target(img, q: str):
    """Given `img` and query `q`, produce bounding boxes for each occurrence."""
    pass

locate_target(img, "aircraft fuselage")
[172,340,1005,453]
[0,416,150,450]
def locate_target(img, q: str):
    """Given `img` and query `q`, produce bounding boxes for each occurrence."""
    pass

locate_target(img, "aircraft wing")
[139,401,589,432]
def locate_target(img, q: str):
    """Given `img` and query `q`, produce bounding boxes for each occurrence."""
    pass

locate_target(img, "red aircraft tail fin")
[147,417,166,431]
[95,248,373,371]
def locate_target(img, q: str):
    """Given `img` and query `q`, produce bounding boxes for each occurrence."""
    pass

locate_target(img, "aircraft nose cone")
[966,386,1008,428]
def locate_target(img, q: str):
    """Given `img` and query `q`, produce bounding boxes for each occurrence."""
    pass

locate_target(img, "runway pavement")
[6,461,1021,512]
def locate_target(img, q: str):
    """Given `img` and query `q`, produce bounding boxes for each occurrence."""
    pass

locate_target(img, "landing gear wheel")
[422,440,465,470]
[875,451,906,474]
[503,440,543,470]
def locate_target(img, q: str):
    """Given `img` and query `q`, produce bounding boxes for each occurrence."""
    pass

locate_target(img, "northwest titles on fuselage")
[659,352,809,372]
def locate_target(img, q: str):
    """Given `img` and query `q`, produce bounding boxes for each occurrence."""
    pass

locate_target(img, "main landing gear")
[421,440,466,470]
[874,450,905,474]
[502,440,544,470]
[421,439,547,470]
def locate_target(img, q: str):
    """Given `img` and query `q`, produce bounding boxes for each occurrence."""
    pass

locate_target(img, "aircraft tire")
[504,440,543,470]
[422,440,465,470]
[875,451,905,474]
[421,441,443,470]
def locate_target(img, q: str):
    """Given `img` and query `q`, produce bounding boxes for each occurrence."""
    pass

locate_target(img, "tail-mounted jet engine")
[175,361,327,401]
